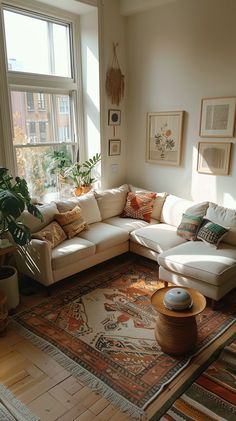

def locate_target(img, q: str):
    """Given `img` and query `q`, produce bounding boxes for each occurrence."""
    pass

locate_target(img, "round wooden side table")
[151,287,206,355]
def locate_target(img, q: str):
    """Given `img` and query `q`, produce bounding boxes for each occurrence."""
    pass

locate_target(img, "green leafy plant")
[45,149,72,176]
[0,168,42,245]
[64,153,101,187]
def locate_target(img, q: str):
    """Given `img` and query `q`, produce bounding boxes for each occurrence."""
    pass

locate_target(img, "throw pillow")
[121,192,156,222]
[32,221,67,248]
[177,213,203,241]
[197,219,229,248]
[55,206,88,239]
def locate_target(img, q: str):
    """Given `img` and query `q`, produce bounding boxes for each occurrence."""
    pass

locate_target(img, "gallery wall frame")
[199,97,236,137]
[108,109,121,126]
[197,142,232,175]
[146,111,184,166]
[108,139,121,156]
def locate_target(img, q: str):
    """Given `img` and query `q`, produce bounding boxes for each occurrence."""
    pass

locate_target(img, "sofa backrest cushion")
[20,202,59,233]
[94,184,129,219]
[206,202,236,246]
[56,192,101,225]
[160,195,208,227]
[160,195,195,227]
[129,185,168,221]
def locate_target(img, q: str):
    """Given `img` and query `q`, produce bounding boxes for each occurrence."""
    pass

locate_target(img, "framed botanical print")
[146,111,184,166]
[108,139,121,156]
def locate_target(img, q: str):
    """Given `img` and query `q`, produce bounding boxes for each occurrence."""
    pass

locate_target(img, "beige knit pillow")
[55,206,88,239]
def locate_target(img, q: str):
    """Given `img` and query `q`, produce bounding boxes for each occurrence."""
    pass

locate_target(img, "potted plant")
[0,167,42,310]
[64,153,101,196]
[45,149,72,180]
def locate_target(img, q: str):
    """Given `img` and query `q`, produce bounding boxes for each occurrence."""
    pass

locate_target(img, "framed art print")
[146,111,184,166]
[109,139,121,156]
[200,97,236,137]
[197,142,231,175]
[108,109,121,126]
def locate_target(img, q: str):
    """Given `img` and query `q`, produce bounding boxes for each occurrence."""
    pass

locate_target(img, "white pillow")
[19,202,59,233]
[95,184,129,219]
[56,192,101,225]
[206,202,236,246]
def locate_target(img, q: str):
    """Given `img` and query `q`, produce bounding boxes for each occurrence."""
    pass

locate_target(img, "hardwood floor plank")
[59,376,84,395]
[28,392,68,421]
[89,397,110,415]
[56,402,87,421]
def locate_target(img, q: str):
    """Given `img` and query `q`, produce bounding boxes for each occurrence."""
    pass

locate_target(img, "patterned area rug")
[160,335,236,420]
[12,260,236,419]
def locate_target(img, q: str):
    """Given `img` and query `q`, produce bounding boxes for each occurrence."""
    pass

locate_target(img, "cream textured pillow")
[55,206,88,239]
[95,184,129,219]
[56,192,101,224]
[19,202,59,233]
[32,221,67,248]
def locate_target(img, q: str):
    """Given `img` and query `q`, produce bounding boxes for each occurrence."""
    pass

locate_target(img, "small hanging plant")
[106,42,125,106]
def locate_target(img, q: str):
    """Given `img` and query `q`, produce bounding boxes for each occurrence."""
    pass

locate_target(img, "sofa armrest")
[14,239,54,286]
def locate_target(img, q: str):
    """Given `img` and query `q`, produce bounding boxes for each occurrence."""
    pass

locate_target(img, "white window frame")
[0,0,83,178]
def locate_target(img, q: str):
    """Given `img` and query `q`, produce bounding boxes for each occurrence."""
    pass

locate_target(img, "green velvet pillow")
[177,213,203,241]
[197,219,229,248]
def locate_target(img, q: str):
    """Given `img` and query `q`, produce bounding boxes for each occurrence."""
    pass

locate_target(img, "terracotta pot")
[74,185,92,196]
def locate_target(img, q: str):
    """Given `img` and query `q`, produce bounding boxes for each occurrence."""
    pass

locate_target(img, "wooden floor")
[0,255,234,421]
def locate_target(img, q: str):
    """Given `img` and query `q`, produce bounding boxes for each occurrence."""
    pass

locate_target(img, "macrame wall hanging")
[106,42,125,106]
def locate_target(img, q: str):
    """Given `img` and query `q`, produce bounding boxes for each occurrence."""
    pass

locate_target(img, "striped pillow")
[55,206,88,239]
[177,213,203,241]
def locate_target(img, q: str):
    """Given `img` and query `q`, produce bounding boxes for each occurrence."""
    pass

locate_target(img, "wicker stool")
[0,290,8,334]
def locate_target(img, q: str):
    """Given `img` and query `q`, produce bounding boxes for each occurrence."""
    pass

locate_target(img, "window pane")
[15,145,73,201]
[3,9,71,77]
[11,91,73,144]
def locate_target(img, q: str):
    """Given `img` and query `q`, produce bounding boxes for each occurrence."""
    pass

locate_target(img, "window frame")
[0,0,82,182]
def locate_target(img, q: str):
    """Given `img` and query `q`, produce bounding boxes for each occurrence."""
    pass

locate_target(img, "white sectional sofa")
[15,184,236,302]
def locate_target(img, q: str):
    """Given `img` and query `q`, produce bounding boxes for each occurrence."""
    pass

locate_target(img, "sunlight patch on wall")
[191,143,217,202]
[86,46,99,110]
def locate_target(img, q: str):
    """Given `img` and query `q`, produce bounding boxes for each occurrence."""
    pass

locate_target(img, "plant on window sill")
[64,153,101,196]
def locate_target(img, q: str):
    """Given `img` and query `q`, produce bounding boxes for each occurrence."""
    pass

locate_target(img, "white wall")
[98,0,127,188]
[126,0,236,207]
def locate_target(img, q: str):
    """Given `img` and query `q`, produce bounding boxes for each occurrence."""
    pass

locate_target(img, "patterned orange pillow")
[55,206,88,239]
[121,192,156,222]
[32,221,67,248]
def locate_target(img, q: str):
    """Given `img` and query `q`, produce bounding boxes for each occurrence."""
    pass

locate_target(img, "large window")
[2,5,79,201]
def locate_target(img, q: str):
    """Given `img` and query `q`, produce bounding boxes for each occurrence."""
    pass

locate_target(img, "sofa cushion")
[19,202,59,233]
[55,206,88,239]
[206,202,236,246]
[94,184,129,219]
[56,192,102,224]
[32,221,67,248]
[78,222,129,253]
[158,241,236,286]
[103,216,157,233]
[177,214,203,241]
[129,185,167,221]
[52,237,95,270]
[130,223,186,253]
[197,219,229,248]
[121,191,156,222]
[161,195,208,227]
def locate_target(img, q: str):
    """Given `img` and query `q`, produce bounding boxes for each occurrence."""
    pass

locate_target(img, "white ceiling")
[36,0,95,15]
[120,0,177,16]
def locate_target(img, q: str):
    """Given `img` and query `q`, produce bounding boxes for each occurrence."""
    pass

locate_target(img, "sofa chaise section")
[158,241,236,301]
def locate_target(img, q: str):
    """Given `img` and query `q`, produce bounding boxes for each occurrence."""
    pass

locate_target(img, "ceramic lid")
[163,287,193,311]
